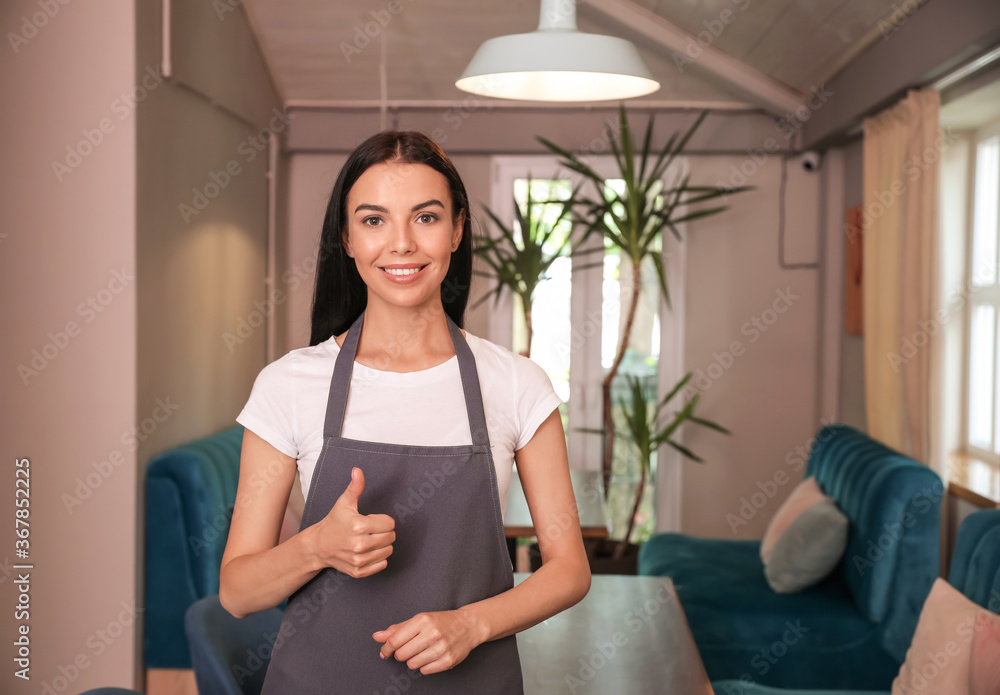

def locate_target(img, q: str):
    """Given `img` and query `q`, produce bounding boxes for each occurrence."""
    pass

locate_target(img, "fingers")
[342,543,394,578]
[336,467,365,511]
[347,557,388,579]
[412,654,454,675]
[364,513,396,534]
[372,614,462,672]
[345,526,395,552]
[317,468,397,577]
[374,620,420,662]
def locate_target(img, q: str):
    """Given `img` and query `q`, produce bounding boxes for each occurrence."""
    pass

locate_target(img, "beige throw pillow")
[892,578,1000,695]
[760,477,827,563]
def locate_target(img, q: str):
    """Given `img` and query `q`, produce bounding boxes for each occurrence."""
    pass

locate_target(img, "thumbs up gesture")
[311,468,396,578]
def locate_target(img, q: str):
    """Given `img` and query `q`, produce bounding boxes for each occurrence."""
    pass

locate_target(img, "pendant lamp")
[456,0,660,102]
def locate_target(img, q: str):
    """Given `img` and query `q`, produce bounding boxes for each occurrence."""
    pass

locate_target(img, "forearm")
[220,526,321,618]
[460,553,590,644]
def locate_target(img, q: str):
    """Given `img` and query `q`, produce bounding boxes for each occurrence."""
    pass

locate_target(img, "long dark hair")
[309,131,473,346]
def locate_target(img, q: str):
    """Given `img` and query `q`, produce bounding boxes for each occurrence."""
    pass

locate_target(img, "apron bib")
[261,309,524,694]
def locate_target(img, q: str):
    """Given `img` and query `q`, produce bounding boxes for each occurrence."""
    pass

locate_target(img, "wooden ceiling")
[241,0,927,113]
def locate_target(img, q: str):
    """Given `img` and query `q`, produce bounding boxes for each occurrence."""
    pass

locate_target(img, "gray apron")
[261,309,524,694]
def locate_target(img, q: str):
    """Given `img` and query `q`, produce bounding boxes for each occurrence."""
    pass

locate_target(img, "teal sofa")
[144,425,244,669]
[639,425,944,689]
[711,508,1000,694]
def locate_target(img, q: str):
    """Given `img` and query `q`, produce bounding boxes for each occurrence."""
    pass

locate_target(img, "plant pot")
[584,538,639,575]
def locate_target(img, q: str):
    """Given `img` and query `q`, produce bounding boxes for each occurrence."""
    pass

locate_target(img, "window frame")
[963,120,1000,465]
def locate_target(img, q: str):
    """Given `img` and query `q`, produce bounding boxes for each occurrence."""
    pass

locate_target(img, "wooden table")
[515,574,714,694]
[504,469,609,539]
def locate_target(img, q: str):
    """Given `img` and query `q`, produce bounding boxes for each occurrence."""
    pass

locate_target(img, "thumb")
[337,467,365,511]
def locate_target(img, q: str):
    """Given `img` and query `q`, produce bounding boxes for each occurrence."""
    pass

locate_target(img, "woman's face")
[343,162,464,313]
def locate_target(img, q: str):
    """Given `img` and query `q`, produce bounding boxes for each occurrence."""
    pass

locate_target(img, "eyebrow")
[353,199,445,214]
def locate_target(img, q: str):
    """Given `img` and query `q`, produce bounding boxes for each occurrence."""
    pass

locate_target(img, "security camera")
[801,151,822,172]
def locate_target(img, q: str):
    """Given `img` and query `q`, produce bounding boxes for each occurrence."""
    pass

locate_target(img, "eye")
[361,216,384,227]
[416,212,439,224]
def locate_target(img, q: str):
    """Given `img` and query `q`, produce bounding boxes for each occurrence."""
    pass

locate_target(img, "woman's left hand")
[372,608,485,674]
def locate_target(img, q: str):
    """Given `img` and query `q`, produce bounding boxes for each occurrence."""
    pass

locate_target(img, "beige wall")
[0,2,138,693]
[133,3,283,692]
[681,154,821,539]
[0,1,282,691]
[135,0,281,464]
[838,138,867,430]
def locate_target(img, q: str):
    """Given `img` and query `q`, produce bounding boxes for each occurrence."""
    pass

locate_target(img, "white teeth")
[383,266,423,276]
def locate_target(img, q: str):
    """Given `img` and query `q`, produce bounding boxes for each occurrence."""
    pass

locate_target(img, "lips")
[379,264,429,282]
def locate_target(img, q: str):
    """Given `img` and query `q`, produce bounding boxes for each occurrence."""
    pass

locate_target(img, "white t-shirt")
[236,330,563,517]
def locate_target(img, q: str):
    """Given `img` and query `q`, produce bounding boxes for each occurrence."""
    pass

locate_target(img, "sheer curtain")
[862,89,942,471]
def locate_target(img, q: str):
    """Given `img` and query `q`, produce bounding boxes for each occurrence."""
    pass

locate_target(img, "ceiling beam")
[581,0,804,117]
[284,98,756,111]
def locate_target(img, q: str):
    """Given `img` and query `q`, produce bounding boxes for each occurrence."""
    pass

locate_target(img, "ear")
[451,211,465,252]
[342,231,354,258]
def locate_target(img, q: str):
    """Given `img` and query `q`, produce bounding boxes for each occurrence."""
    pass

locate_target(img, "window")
[966,129,1000,463]
[510,178,573,427]
[491,158,685,540]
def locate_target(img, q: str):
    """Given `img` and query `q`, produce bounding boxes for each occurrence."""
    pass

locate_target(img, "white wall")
[0,2,138,692]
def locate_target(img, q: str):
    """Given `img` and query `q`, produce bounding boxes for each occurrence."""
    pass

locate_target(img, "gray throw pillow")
[764,498,848,594]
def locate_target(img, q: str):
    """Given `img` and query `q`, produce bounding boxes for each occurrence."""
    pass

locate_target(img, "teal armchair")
[639,425,943,689]
[712,508,1000,694]
[144,425,244,669]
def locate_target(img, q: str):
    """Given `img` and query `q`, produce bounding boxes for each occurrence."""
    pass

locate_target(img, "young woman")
[220,131,591,694]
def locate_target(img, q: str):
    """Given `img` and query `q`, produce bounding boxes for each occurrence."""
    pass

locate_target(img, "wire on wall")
[779,155,820,270]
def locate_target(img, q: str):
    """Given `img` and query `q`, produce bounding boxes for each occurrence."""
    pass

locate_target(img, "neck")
[353,294,460,369]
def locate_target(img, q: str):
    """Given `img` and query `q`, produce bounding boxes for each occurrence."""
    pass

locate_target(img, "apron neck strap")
[323,308,491,449]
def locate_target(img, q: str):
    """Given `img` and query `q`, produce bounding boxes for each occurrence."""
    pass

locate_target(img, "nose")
[389,221,416,254]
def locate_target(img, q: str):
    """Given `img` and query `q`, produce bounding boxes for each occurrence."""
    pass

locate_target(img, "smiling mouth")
[381,265,428,276]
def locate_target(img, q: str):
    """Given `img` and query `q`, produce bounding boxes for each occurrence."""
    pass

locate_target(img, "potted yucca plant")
[538,105,750,500]
[582,373,730,569]
[472,177,601,357]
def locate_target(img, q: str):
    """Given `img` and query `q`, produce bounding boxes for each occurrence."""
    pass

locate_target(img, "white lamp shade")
[456,30,660,102]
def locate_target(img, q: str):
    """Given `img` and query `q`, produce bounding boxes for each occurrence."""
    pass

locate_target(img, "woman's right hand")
[309,467,396,578]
